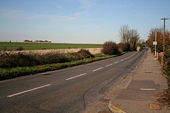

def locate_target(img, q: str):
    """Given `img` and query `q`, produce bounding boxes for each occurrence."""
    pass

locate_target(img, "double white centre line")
[65,73,87,81]
[7,84,51,98]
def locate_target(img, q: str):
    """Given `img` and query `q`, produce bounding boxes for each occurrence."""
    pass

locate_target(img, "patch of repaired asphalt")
[115,80,160,101]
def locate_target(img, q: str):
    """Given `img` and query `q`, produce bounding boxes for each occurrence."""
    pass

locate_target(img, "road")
[0,49,146,113]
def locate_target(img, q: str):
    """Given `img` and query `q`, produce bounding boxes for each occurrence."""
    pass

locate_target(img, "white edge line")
[65,73,87,81]
[7,84,51,98]
[140,88,156,91]
[92,67,103,72]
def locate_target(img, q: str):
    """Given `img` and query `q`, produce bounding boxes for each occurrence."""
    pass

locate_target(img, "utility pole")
[161,17,169,64]
[155,32,157,57]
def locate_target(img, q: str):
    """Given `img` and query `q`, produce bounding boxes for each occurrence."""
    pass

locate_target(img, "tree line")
[102,25,145,55]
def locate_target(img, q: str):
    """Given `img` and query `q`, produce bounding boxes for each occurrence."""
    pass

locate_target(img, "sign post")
[153,32,157,57]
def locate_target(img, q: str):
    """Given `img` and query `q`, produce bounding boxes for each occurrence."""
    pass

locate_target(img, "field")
[0,42,102,51]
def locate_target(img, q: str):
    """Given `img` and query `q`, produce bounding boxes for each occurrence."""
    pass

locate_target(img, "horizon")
[0,41,103,45]
[0,0,170,44]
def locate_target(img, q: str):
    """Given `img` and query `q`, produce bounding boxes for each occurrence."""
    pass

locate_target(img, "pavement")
[108,49,169,113]
[0,50,146,113]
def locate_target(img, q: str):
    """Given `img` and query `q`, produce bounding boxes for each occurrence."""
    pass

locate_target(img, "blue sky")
[0,0,170,44]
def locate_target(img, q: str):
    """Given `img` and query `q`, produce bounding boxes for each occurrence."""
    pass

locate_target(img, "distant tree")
[120,25,140,51]
[120,25,130,43]
[147,28,162,52]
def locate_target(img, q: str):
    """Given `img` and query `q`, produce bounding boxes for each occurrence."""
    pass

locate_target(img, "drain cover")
[144,71,153,73]
[149,104,161,110]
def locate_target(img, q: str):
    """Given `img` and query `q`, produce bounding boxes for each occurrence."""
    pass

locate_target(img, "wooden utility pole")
[154,32,157,57]
[161,17,169,64]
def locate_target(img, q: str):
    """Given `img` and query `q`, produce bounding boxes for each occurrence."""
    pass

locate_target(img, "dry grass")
[4,48,102,55]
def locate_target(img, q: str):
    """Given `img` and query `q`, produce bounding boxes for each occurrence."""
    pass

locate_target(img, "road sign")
[153,41,157,45]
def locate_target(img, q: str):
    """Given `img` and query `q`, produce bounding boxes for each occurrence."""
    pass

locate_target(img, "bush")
[164,50,170,85]
[102,41,120,55]
[0,50,94,68]
[77,49,94,58]
[16,47,24,51]
[0,53,39,68]
[118,42,131,52]
[41,53,69,64]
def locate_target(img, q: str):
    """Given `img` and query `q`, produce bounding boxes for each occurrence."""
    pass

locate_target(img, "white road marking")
[114,61,119,64]
[105,63,113,67]
[65,73,87,81]
[136,66,138,69]
[92,67,103,72]
[140,88,156,91]
[120,59,124,62]
[7,84,51,98]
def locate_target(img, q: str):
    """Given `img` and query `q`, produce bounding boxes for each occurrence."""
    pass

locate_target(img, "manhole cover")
[144,71,152,73]
[149,104,161,110]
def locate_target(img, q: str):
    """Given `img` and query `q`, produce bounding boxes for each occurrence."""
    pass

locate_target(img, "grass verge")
[0,55,115,80]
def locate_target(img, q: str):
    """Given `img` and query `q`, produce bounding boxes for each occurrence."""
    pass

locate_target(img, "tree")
[120,25,140,51]
[120,25,131,43]
[147,28,163,52]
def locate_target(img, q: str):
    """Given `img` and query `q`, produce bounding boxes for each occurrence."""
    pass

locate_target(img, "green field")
[0,42,102,51]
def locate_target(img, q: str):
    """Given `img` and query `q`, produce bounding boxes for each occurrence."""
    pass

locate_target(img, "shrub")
[77,49,94,58]
[0,50,94,68]
[41,53,69,64]
[164,50,170,85]
[118,42,131,52]
[102,41,120,55]
[16,47,24,51]
[0,52,39,68]
[69,49,94,60]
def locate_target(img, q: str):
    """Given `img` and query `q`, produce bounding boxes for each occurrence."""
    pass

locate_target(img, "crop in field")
[0,42,102,51]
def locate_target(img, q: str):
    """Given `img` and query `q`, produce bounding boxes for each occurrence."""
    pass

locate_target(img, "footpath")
[83,49,169,113]
[109,49,169,113]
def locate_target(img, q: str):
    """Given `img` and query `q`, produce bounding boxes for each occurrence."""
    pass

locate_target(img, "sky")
[0,0,170,44]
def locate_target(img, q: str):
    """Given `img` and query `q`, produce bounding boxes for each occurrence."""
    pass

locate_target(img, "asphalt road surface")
[0,49,147,113]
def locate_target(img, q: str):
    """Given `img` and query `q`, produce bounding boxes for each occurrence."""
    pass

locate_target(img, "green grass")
[0,55,115,80]
[0,42,102,51]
